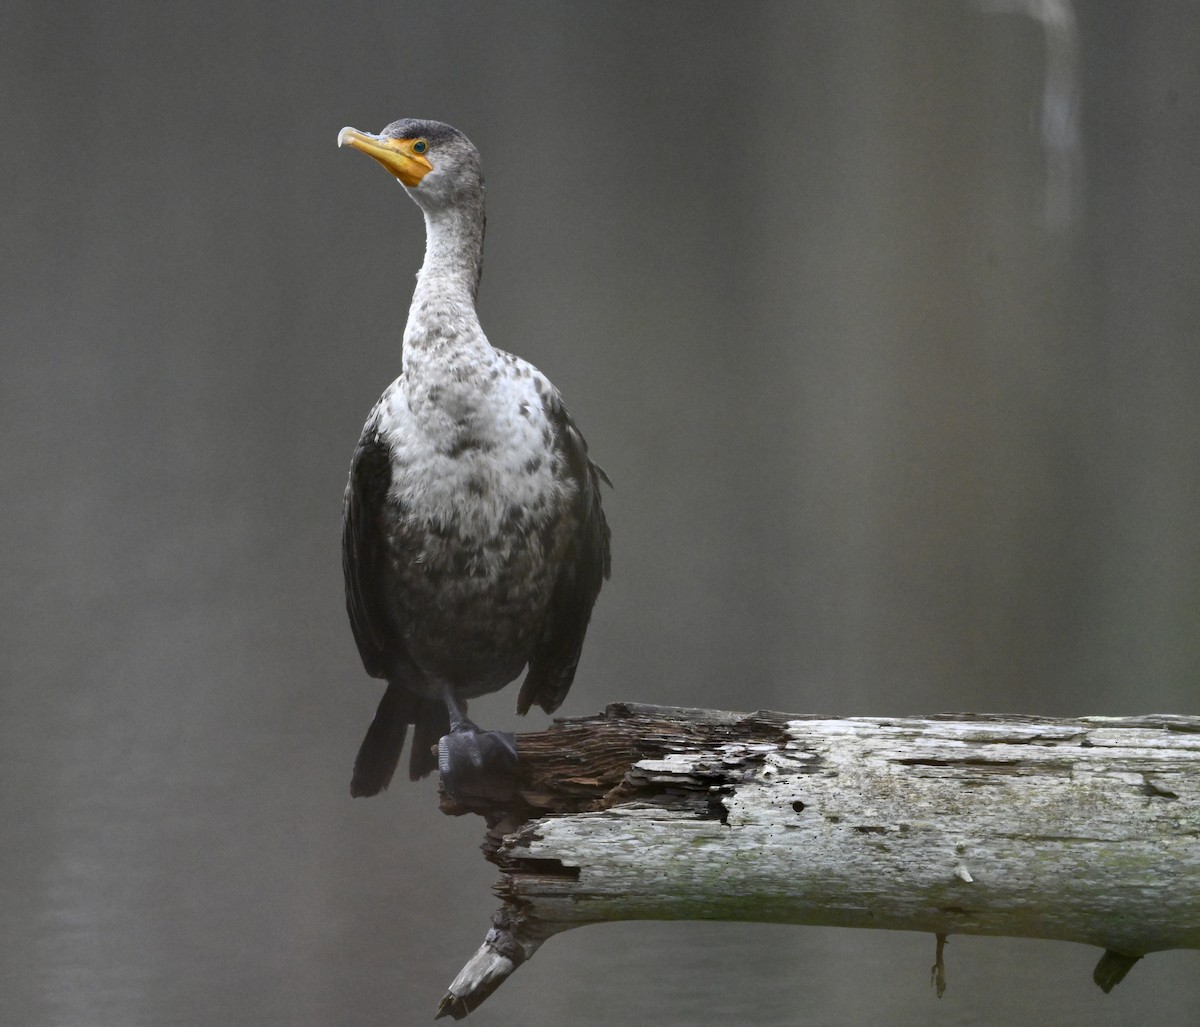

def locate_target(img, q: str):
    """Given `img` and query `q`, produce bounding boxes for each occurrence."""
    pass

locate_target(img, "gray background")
[3,1,1198,1024]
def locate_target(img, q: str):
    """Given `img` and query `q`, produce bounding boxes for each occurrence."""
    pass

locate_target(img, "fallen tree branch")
[435,703,1200,1019]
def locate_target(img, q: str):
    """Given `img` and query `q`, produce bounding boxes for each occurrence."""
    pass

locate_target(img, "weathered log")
[435,703,1200,1019]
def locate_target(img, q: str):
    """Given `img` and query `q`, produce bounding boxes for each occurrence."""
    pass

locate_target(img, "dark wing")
[342,418,396,679]
[517,399,612,715]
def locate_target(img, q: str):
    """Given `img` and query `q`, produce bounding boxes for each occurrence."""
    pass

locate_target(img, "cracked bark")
[434,703,1200,1019]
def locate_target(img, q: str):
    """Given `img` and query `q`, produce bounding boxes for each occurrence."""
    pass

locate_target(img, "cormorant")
[337,119,611,798]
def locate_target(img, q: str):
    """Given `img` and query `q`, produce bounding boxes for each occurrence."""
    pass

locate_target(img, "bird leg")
[438,684,518,802]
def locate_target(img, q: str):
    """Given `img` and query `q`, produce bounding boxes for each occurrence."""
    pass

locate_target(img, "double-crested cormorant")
[337,119,611,798]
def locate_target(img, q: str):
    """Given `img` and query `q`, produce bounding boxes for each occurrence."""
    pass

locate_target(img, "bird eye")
[412,139,428,154]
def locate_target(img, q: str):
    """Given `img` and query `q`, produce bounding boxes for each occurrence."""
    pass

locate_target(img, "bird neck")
[404,198,490,375]
[414,203,484,311]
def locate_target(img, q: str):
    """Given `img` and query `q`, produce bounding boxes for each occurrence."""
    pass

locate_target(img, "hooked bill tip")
[337,126,358,148]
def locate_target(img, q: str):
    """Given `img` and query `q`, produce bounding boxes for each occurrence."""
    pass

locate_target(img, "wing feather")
[342,417,395,679]
[517,399,611,715]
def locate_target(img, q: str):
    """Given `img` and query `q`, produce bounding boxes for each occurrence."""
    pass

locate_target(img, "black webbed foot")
[438,725,518,802]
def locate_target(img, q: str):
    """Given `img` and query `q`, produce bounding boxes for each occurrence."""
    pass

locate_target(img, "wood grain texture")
[436,704,1200,1019]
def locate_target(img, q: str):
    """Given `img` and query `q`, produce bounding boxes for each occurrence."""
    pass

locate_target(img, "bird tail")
[408,698,449,780]
[350,682,448,796]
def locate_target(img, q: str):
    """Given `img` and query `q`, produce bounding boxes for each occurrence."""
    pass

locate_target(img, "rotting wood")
[931,933,948,998]
[434,703,1200,1019]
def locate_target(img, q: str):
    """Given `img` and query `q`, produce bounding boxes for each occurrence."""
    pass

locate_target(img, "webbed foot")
[438,725,518,802]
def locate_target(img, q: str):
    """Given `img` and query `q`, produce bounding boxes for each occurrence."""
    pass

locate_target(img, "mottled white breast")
[376,350,573,537]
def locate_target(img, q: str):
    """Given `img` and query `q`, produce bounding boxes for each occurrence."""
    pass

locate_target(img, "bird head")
[337,118,483,212]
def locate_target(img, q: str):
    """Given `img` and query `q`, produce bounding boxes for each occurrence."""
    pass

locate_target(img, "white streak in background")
[979,0,1082,231]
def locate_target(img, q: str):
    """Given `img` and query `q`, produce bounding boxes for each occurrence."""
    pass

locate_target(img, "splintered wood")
[435,704,1200,1019]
